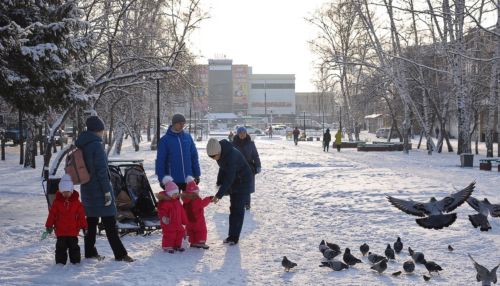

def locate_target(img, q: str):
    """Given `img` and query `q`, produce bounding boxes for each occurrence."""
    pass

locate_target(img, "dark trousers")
[336,144,341,152]
[229,192,247,239]
[85,216,127,260]
[56,236,80,264]
[324,141,330,152]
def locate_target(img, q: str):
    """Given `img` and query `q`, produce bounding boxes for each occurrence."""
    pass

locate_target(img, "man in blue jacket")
[156,114,201,194]
[207,138,252,245]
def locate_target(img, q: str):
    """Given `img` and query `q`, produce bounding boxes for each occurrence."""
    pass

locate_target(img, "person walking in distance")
[232,127,261,210]
[335,129,342,152]
[323,128,331,152]
[76,116,133,262]
[156,113,201,199]
[292,127,300,146]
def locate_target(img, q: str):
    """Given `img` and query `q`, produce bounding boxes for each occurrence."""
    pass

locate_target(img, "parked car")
[376,128,399,139]
[4,128,27,144]
[235,125,263,135]
[47,129,68,145]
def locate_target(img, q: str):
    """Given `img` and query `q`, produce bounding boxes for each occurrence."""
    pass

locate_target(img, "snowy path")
[0,136,499,285]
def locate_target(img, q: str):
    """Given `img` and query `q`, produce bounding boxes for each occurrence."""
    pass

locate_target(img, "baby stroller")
[106,161,161,235]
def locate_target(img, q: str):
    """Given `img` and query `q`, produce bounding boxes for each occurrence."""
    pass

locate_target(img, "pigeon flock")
[281,237,498,285]
[281,182,499,284]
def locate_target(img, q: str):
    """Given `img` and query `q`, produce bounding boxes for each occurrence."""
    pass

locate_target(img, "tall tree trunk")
[486,5,499,157]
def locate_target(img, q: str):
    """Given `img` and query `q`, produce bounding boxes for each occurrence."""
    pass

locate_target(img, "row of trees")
[309,0,499,156]
[0,0,206,175]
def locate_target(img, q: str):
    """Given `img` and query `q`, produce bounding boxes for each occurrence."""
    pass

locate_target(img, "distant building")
[207,59,233,113]
[247,74,295,117]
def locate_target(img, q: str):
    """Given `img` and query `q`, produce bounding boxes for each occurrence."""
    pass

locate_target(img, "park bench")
[479,158,500,171]
[340,141,364,148]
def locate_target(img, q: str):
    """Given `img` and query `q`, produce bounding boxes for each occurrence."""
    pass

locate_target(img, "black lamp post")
[156,78,160,148]
[303,111,306,138]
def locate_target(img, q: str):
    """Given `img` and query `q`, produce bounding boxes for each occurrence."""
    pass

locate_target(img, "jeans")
[229,192,247,239]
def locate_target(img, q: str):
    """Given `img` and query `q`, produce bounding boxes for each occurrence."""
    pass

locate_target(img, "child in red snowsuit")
[182,176,212,249]
[45,174,88,265]
[157,177,187,253]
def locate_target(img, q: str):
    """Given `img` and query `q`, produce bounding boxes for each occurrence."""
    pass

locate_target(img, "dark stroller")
[106,162,161,235]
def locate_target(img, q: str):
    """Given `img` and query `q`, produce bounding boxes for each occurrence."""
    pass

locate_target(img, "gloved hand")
[194,177,200,184]
[41,227,53,240]
[256,167,261,174]
[104,192,112,206]
[211,196,220,204]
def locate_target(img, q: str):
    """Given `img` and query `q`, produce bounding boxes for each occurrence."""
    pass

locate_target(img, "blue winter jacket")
[156,126,201,184]
[215,140,253,199]
[75,131,116,217]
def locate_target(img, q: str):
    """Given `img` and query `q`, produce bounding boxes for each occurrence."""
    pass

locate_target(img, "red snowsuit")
[157,191,188,249]
[182,196,212,244]
[45,191,88,237]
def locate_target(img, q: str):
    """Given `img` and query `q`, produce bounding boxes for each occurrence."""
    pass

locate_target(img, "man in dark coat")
[232,127,261,210]
[75,116,133,262]
[323,128,331,152]
[207,138,252,245]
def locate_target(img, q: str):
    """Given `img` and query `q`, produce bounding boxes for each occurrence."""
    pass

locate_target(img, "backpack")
[65,145,90,185]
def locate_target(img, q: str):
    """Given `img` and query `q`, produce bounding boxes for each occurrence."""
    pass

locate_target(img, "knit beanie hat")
[171,114,186,125]
[236,127,247,135]
[59,174,74,192]
[206,138,221,156]
[164,180,179,197]
[86,116,105,132]
[185,176,199,194]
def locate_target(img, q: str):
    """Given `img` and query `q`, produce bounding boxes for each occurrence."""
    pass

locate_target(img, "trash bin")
[460,153,474,167]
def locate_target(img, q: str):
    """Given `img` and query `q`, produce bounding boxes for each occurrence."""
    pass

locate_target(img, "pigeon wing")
[439,181,475,213]
[469,254,491,279]
[487,203,500,217]
[467,197,481,213]
[387,196,426,217]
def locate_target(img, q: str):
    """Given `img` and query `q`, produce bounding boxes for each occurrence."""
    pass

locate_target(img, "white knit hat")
[206,138,221,156]
[59,174,74,192]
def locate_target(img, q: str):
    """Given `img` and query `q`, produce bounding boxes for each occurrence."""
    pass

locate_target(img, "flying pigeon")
[319,240,340,260]
[469,254,499,286]
[320,260,349,271]
[448,245,454,252]
[360,243,369,256]
[385,244,395,260]
[368,252,386,264]
[424,261,443,275]
[326,242,341,253]
[387,181,475,229]
[371,258,388,274]
[467,197,500,231]
[343,248,362,266]
[408,247,426,264]
[281,256,297,272]
[403,260,415,273]
[394,237,403,254]
[423,275,431,281]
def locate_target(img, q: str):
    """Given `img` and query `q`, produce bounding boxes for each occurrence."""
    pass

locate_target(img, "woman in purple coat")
[232,127,261,210]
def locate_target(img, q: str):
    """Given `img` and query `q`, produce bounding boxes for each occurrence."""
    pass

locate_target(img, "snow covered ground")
[0,132,499,285]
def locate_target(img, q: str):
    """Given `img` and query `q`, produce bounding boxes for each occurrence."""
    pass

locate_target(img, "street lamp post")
[156,79,160,148]
[303,111,306,138]
[264,80,267,126]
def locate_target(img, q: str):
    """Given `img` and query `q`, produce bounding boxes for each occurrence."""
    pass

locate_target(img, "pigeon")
[392,271,402,276]
[403,260,415,273]
[360,243,369,256]
[467,197,500,231]
[319,240,341,260]
[281,256,297,272]
[469,254,499,286]
[408,247,426,264]
[387,181,475,229]
[343,248,362,266]
[394,237,403,254]
[385,244,395,260]
[320,260,349,271]
[423,275,431,281]
[326,242,341,253]
[424,261,443,275]
[371,258,388,274]
[448,245,454,252]
[368,252,386,264]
